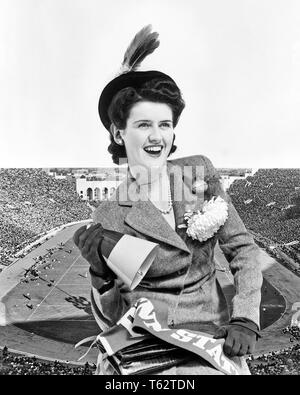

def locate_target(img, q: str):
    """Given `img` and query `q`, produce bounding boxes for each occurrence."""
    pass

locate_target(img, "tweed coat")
[90,155,263,335]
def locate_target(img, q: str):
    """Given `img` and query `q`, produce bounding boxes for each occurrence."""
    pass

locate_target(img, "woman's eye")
[138,123,150,128]
[160,123,172,128]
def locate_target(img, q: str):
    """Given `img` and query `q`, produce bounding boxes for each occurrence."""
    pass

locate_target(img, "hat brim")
[98,70,176,131]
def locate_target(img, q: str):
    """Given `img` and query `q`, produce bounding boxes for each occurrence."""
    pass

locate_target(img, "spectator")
[229,168,300,271]
[0,347,95,375]
[0,169,91,265]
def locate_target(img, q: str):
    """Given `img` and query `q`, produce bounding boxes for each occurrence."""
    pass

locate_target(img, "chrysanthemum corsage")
[178,196,229,242]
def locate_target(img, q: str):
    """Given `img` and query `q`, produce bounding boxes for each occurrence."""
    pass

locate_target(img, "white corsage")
[179,196,228,242]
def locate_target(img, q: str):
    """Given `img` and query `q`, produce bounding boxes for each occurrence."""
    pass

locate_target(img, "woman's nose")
[148,125,162,142]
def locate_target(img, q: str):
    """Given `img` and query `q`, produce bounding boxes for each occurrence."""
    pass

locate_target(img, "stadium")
[0,168,299,375]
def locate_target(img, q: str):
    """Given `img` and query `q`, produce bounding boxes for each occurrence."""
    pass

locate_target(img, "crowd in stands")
[0,169,91,265]
[1,339,299,375]
[229,168,300,269]
[0,347,95,375]
[247,344,300,375]
[282,325,300,341]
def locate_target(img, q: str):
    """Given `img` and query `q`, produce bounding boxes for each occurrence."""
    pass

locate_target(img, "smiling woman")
[73,25,265,375]
[106,78,185,167]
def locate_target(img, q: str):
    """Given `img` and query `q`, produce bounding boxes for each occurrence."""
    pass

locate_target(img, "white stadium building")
[75,174,124,201]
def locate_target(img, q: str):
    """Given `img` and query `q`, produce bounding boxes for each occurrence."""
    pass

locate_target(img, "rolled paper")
[99,230,159,290]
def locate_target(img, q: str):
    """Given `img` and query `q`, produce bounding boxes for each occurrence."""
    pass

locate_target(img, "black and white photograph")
[0,0,299,377]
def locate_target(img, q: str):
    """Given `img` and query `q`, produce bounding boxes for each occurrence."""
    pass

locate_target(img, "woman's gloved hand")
[213,319,260,357]
[73,223,114,280]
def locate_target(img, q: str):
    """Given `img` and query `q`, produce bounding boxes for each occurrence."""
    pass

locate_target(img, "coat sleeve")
[202,156,263,328]
[90,278,130,331]
[89,205,131,330]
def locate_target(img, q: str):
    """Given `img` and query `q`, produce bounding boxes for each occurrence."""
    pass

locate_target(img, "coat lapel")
[124,200,190,254]
[117,168,191,254]
[116,160,206,254]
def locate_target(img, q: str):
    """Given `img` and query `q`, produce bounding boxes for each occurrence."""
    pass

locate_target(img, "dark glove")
[213,318,260,357]
[73,223,114,280]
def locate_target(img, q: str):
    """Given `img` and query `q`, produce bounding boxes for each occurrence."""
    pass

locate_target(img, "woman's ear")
[110,124,124,146]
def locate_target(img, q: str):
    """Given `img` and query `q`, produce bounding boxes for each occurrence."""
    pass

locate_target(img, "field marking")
[75,264,89,269]
[26,254,82,322]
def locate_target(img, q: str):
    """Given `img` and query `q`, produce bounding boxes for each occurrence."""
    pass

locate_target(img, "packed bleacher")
[248,344,300,375]
[248,324,300,375]
[0,347,95,375]
[229,169,300,270]
[0,169,91,265]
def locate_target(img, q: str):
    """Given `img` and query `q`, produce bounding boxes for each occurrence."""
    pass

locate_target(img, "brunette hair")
[107,78,185,164]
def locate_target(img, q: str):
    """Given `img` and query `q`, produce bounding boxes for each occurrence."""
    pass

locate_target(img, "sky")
[0,0,299,168]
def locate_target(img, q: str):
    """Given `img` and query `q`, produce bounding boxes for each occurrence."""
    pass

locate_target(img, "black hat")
[98,70,176,131]
[98,25,177,131]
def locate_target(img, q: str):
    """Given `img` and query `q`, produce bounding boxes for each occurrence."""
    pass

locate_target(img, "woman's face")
[119,101,174,181]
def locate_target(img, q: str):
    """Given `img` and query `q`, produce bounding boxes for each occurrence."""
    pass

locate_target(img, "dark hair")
[107,78,185,165]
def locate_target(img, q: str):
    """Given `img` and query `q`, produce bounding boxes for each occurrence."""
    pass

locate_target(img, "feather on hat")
[98,25,177,131]
[119,24,160,74]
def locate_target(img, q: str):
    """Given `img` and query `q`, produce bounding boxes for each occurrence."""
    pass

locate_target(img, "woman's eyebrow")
[133,119,151,124]
[133,119,173,124]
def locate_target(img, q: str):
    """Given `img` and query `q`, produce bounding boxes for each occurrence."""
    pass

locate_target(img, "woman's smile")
[143,144,164,157]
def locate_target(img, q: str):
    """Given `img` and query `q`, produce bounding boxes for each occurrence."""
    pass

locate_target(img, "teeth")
[144,146,162,153]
